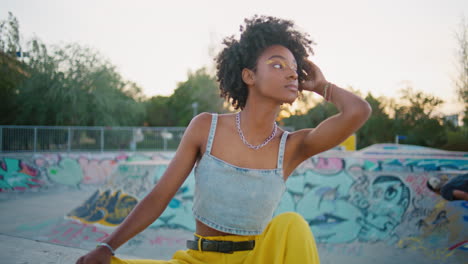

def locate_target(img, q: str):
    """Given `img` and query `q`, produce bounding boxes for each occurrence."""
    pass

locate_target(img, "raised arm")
[294,60,371,160]
[76,113,210,264]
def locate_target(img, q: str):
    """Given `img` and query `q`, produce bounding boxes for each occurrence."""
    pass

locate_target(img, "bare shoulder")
[189,112,213,129]
[183,112,214,147]
[216,113,236,126]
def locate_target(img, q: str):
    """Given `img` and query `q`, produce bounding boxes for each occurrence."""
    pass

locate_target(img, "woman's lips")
[285,84,298,91]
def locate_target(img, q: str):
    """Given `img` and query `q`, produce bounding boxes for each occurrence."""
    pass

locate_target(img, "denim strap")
[206,113,218,154]
[277,131,289,169]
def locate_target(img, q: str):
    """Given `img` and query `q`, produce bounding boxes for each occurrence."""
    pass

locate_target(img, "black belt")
[186,236,255,253]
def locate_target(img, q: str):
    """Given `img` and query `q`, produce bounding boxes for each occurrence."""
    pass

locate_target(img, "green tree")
[166,68,227,126]
[438,17,468,151]
[1,12,145,126]
[15,41,145,126]
[0,12,20,56]
[146,95,171,126]
[283,101,338,130]
[454,18,468,127]
[0,12,25,124]
[393,87,446,147]
[357,93,394,148]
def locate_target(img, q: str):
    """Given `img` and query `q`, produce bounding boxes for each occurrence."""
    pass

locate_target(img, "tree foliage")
[282,86,467,150]
[283,101,337,130]
[0,12,20,55]
[392,87,444,144]
[357,93,394,148]
[455,18,468,126]
[1,12,466,150]
[0,12,24,124]
[146,68,227,126]
[14,42,146,126]
[145,95,171,126]
[0,13,145,126]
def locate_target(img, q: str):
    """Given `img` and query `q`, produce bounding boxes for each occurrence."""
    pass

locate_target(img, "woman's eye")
[273,64,282,69]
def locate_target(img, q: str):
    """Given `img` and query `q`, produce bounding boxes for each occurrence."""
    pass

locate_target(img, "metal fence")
[0,126,187,153]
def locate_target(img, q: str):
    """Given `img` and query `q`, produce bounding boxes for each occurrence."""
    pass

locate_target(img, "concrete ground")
[0,188,138,263]
[0,233,430,264]
[0,188,464,264]
[0,233,138,264]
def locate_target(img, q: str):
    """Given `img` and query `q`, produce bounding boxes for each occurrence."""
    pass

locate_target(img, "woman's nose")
[288,69,298,80]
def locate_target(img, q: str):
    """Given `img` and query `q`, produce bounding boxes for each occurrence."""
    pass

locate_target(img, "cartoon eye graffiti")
[385,185,398,201]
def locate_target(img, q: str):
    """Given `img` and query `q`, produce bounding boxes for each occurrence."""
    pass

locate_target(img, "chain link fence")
[0,126,187,153]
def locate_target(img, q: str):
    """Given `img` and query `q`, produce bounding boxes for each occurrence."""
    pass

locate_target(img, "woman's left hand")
[299,59,328,93]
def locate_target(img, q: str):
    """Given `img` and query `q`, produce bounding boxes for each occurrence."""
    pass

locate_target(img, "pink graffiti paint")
[151,154,172,164]
[35,158,47,167]
[406,175,416,182]
[48,221,109,245]
[406,174,429,195]
[79,158,117,184]
[314,158,344,171]
[116,154,128,160]
[150,236,186,246]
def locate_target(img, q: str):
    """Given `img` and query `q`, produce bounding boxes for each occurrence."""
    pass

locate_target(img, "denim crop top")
[192,113,287,235]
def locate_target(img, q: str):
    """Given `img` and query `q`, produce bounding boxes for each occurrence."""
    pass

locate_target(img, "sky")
[2,0,467,115]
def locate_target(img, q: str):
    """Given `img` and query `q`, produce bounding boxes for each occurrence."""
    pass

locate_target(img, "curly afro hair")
[215,15,315,110]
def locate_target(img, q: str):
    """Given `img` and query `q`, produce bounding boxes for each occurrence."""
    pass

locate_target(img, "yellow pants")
[111,212,320,264]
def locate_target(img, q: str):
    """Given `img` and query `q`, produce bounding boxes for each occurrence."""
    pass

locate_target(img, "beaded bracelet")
[323,82,331,101]
[326,83,333,101]
[97,242,115,256]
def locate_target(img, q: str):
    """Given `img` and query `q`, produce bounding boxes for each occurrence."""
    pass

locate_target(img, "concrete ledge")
[0,234,138,264]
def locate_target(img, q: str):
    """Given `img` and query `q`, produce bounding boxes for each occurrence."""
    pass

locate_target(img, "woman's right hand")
[299,59,327,94]
[76,247,113,264]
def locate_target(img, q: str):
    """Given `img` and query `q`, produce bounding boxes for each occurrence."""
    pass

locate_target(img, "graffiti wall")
[0,152,173,191]
[1,144,467,263]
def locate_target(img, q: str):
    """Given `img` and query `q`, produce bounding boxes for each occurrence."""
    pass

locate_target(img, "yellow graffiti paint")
[339,134,356,151]
[67,189,138,227]
[398,237,455,260]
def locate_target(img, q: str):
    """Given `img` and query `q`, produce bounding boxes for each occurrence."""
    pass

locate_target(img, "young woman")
[427,173,468,201]
[76,15,371,264]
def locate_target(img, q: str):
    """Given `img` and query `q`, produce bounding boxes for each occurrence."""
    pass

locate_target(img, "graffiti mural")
[68,189,138,226]
[79,157,118,184]
[279,158,412,244]
[2,145,467,263]
[151,171,195,231]
[0,152,175,192]
[0,158,40,191]
[48,157,83,186]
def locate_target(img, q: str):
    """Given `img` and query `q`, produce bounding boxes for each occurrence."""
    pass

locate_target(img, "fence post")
[163,129,167,151]
[33,127,37,153]
[68,127,71,152]
[101,128,104,153]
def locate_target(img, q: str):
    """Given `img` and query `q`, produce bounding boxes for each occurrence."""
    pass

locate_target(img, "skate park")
[1,144,467,264]
[2,1,468,262]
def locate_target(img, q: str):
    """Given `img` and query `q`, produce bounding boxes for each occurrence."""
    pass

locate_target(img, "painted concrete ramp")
[0,160,191,260]
[0,145,467,263]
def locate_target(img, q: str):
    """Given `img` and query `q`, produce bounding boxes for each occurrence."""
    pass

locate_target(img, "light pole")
[192,102,198,117]
[395,135,407,144]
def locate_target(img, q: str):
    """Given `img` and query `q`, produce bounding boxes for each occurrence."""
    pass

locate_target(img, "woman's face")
[251,45,299,104]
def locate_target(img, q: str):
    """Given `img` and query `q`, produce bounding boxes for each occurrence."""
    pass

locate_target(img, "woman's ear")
[242,68,256,86]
